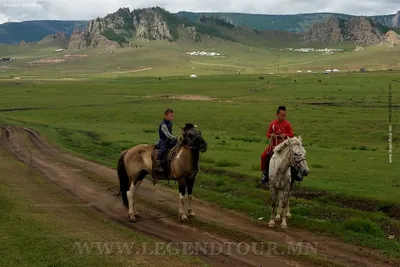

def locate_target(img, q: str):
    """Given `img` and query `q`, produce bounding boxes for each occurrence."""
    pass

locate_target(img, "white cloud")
[0,0,399,23]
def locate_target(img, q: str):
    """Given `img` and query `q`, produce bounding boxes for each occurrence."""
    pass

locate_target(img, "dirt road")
[0,125,396,267]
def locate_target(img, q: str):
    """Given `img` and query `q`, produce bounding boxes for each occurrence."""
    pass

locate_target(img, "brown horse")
[117,123,208,222]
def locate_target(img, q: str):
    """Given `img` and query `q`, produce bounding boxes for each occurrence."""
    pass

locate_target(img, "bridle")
[287,139,306,170]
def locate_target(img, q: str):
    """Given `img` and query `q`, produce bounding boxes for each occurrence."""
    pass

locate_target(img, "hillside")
[65,7,399,49]
[303,16,400,45]
[177,11,400,32]
[64,7,306,49]
[0,20,86,44]
[0,9,399,45]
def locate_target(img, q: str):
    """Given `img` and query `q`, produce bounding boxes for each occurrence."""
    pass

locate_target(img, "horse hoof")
[180,214,189,222]
[274,217,281,222]
[286,214,292,219]
[134,214,141,219]
[281,224,288,229]
[129,217,137,223]
[268,223,275,228]
[188,209,195,217]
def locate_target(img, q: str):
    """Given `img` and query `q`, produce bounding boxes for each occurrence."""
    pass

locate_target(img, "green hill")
[177,11,400,32]
[0,20,87,44]
[0,9,399,45]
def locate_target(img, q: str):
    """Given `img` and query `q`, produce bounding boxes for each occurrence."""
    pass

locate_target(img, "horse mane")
[273,136,302,154]
[183,123,195,131]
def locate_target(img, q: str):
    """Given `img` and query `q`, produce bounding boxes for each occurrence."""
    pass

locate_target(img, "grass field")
[1,39,399,79]
[0,69,399,262]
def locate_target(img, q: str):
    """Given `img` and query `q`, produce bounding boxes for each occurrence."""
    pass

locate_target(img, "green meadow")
[0,71,399,259]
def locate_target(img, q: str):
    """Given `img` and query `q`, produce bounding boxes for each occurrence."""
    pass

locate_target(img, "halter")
[186,134,201,149]
[287,139,306,169]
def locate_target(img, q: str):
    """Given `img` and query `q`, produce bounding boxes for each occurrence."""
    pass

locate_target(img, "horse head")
[180,123,208,153]
[287,136,309,177]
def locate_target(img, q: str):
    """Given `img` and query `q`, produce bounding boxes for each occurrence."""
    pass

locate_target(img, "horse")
[117,123,208,223]
[267,136,309,228]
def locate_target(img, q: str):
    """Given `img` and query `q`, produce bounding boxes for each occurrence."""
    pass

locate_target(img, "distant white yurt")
[324,69,332,74]
[190,74,197,78]
[333,69,340,72]
[307,70,312,73]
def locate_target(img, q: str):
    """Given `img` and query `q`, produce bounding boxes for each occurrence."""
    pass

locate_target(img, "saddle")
[151,140,180,181]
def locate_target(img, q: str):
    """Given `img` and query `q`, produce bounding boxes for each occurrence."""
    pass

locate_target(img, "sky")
[0,0,399,24]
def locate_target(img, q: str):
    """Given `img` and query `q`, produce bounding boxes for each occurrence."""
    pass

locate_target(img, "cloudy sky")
[0,0,399,24]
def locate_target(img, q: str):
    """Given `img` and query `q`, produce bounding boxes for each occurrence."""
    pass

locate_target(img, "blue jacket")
[158,119,174,141]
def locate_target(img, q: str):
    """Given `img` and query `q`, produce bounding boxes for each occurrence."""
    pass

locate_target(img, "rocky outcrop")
[67,29,88,49]
[345,17,383,45]
[38,32,67,44]
[132,8,174,41]
[187,26,201,42]
[381,30,400,46]
[303,17,343,43]
[393,11,400,27]
[303,16,385,45]
[67,28,119,49]
[66,7,210,49]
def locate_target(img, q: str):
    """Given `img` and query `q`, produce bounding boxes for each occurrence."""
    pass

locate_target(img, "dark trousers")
[157,140,169,161]
[157,140,176,168]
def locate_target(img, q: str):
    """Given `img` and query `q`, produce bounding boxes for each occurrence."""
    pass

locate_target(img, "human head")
[164,108,174,121]
[276,106,287,123]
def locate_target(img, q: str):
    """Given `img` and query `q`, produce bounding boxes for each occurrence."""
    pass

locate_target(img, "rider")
[155,108,178,173]
[260,106,303,184]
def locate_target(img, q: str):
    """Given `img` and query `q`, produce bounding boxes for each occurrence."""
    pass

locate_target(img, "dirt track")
[0,125,397,267]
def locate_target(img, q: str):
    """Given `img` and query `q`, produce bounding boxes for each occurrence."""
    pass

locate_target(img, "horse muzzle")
[199,142,208,153]
[302,169,309,176]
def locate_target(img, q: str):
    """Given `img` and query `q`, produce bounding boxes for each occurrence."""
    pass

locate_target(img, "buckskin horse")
[117,123,208,223]
[267,136,309,228]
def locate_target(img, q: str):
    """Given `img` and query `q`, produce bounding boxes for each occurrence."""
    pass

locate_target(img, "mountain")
[1,7,399,47]
[302,16,398,45]
[177,11,400,32]
[64,7,305,49]
[0,20,87,44]
[393,11,400,27]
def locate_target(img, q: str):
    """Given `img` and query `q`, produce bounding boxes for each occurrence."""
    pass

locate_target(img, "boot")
[155,160,164,172]
[260,170,269,184]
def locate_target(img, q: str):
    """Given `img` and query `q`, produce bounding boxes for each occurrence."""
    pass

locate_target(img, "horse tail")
[117,150,129,208]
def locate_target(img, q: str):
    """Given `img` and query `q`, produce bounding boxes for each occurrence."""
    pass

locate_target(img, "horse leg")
[285,193,291,218]
[178,178,188,221]
[275,190,283,221]
[187,178,195,217]
[127,170,147,223]
[127,180,136,222]
[268,187,277,227]
[281,185,291,228]
[131,180,142,218]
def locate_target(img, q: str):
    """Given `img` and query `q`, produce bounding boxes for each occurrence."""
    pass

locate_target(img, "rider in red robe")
[260,106,298,184]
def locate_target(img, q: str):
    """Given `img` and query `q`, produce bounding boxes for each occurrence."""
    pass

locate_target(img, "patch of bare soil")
[0,125,398,267]
[157,95,236,103]
[160,94,216,101]
[26,57,65,65]
[0,150,202,267]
